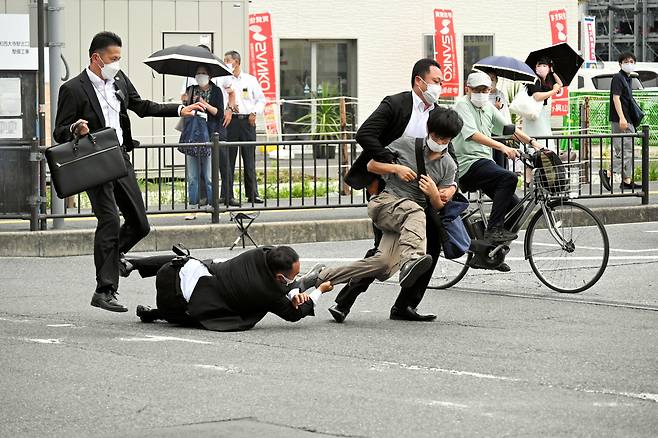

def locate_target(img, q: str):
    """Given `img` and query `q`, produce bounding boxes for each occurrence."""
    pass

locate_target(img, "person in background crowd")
[454,71,542,252]
[178,64,227,220]
[601,52,643,191]
[221,50,267,206]
[485,70,512,169]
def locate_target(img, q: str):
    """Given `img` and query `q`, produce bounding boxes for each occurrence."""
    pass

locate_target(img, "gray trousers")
[611,122,636,178]
[317,192,427,286]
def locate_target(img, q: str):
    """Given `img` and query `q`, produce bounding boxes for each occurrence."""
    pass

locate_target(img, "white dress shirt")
[286,287,323,307]
[86,68,124,145]
[403,91,434,138]
[179,259,212,302]
[221,71,266,115]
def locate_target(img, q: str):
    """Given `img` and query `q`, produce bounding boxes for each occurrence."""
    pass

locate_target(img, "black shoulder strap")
[414,137,427,176]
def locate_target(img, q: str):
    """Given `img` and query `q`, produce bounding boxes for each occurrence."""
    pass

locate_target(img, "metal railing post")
[211,133,220,223]
[641,125,650,205]
[29,139,41,231]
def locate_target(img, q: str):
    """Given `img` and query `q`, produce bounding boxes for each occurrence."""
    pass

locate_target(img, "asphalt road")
[1,221,657,437]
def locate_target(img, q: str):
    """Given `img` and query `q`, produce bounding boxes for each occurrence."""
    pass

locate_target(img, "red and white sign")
[433,9,459,97]
[582,16,597,64]
[248,12,279,137]
[549,9,569,116]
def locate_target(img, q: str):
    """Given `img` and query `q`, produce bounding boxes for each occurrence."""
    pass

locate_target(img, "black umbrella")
[143,44,232,78]
[472,55,537,83]
[525,42,584,86]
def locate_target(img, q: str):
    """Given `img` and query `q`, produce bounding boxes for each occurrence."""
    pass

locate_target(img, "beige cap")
[466,71,492,88]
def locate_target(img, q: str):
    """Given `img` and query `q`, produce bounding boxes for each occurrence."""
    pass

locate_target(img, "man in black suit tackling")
[54,32,203,313]
[332,58,458,323]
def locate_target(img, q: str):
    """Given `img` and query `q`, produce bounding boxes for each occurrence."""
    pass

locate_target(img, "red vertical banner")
[433,9,459,97]
[248,12,279,137]
[549,9,569,116]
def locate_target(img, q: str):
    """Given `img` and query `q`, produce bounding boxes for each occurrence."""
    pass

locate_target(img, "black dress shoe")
[119,254,134,278]
[136,305,158,323]
[228,198,241,207]
[398,254,433,289]
[248,197,264,204]
[91,291,128,312]
[390,305,436,322]
[599,169,612,192]
[620,181,642,190]
[328,304,350,323]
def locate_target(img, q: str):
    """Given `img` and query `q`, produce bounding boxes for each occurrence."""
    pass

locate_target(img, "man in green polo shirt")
[453,71,542,246]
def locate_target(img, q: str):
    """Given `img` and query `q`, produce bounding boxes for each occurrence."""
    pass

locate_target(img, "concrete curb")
[1,205,656,257]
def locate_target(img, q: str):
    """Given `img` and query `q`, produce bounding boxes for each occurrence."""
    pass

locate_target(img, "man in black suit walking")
[333,58,457,323]
[53,32,203,312]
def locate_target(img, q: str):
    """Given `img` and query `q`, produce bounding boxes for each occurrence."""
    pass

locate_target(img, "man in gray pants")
[601,51,643,191]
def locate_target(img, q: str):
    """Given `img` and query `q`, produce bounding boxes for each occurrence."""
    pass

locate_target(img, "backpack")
[533,149,568,195]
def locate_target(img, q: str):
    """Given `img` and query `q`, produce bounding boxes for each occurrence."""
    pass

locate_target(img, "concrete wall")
[249,0,580,124]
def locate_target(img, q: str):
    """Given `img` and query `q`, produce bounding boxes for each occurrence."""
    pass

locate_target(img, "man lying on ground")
[121,246,328,331]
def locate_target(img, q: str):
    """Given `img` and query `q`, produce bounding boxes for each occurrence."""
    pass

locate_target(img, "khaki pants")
[318,192,426,285]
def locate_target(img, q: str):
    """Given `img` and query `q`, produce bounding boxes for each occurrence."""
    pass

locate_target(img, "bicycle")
[432,139,610,294]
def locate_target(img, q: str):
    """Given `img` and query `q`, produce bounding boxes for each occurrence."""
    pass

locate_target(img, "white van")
[575,61,658,91]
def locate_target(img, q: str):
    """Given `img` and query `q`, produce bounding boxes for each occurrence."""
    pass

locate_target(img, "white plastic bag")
[509,86,543,121]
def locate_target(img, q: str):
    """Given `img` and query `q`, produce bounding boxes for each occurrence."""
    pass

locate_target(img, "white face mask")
[427,136,448,153]
[420,78,442,104]
[195,74,210,87]
[224,62,234,72]
[96,56,121,80]
[621,62,636,74]
[470,92,490,108]
[536,65,550,78]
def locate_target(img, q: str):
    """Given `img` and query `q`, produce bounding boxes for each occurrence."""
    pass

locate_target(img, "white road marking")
[0,317,31,323]
[194,364,243,374]
[119,335,212,345]
[512,240,658,253]
[421,400,469,409]
[27,338,61,344]
[581,389,658,403]
[370,361,521,382]
[47,324,75,327]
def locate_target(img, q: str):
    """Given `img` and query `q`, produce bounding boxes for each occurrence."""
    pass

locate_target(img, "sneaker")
[185,213,197,220]
[484,227,518,243]
[599,169,612,192]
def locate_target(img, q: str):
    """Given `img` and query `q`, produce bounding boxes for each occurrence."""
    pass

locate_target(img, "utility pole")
[48,0,65,228]
[37,0,46,230]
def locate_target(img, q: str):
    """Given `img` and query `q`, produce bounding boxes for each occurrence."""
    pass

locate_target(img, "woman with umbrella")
[178,64,227,220]
[524,57,563,151]
[143,44,233,219]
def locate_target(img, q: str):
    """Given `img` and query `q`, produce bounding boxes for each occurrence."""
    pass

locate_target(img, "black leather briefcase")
[45,128,128,198]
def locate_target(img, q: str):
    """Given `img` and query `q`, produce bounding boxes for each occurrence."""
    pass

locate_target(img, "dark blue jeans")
[459,158,520,230]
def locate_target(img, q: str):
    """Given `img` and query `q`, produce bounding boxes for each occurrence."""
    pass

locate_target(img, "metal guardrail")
[0,126,651,231]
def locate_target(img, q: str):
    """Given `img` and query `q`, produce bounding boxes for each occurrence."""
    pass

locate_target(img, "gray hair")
[224,50,241,65]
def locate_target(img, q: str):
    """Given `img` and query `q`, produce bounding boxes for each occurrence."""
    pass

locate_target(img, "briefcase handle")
[72,132,98,153]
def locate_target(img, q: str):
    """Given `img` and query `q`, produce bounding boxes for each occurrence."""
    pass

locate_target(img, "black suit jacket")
[186,247,315,331]
[53,69,180,150]
[347,91,457,189]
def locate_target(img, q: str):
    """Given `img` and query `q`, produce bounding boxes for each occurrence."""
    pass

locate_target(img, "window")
[279,39,357,135]
[463,35,493,81]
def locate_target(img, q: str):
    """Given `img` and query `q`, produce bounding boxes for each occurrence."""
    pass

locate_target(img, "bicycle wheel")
[525,200,609,293]
[429,252,471,289]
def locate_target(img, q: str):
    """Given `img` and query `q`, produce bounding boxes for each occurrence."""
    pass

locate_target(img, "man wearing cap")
[453,71,542,254]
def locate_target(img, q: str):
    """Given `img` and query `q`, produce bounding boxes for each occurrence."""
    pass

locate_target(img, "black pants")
[86,153,150,293]
[334,210,442,312]
[459,159,520,229]
[130,255,198,326]
[222,117,258,200]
